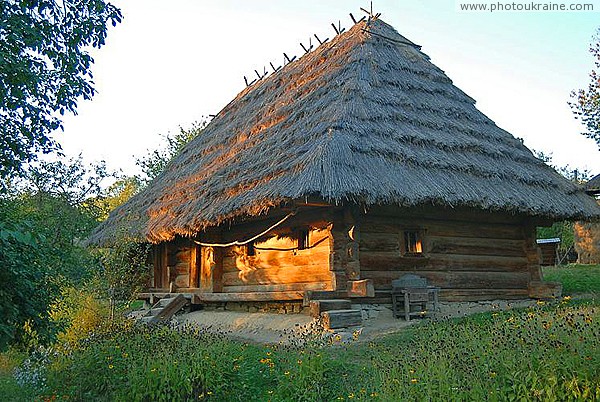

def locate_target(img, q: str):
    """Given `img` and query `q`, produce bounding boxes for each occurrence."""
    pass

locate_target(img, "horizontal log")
[360,270,530,289]
[368,205,525,225]
[360,232,400,252]
[357,288,530,303]
[360,252,528,272]
[194,291,305,302]
[427,236,525,257]
[362,218,523,240]
[222,247,331,272]
[223,281,331,293]
[222,265,331,286]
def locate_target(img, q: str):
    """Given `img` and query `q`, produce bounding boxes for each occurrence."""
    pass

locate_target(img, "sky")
[57,0,600,177]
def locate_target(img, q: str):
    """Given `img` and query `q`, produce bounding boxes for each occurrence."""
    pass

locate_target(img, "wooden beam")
[194,291,305,302]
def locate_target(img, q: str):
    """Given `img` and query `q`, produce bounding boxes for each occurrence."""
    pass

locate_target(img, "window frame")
[401,229,425,257]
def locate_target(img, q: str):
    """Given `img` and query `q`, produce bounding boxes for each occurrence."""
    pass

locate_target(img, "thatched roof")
[89,18,600,244]
[586,174,600,195]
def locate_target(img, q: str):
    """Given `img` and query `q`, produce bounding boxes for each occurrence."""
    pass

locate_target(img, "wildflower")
[297,359,303,365]
[536,300,545,306]
[563,295,571,300]
[284,371,290,376]
[108,364,114,369]
[370,392,378,397]
[151,368,157,372]
[411,378,418,384]
[490,371,497,378]
[409,369,415,374]
[348,393,355,399]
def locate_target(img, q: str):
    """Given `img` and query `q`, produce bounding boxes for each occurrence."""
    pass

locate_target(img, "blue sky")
[58,0,600,175]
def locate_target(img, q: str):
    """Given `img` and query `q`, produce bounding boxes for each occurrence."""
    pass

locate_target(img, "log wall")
[357,206,540,301]
[221,226,332,293]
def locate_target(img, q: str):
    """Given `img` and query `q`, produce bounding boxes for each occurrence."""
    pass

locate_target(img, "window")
[246,240,256,256]
[403,230,423,255]
[297,228,310,250]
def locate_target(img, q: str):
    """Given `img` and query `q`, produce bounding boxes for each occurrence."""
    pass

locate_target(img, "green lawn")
[543,264,600,295]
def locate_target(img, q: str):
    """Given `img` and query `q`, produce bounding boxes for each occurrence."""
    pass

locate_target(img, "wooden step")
[321,309,362,330]
[157,297,176,307]
[144,294,189,325]
[309,299,352,318]
[303,290,346,306]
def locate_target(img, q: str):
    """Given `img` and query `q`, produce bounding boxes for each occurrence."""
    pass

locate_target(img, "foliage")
[570,28,600,149]
[0,0,122,180]
[0,217,50,349]
[537,221,575,256]
[93,176,141,221]
[543,264,600,295]
[0,155,114,348]
[7,297,596,401]
[48,284,110,350]
[0,349,36,401]
[136,120,208,185]
[94,237,151,318]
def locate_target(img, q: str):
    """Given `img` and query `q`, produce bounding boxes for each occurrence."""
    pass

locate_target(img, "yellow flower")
[490,371,497,378]
[563,296,572,301]
[151,368,157,372]
[370,392,378,397]
[284,371,290,376]
[411,378,418,384]
[348,393,355,398]
[297,359,303,365]
[108,364,114,369]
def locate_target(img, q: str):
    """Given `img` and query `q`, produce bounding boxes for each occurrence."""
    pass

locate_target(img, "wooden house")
[88,17,600,306]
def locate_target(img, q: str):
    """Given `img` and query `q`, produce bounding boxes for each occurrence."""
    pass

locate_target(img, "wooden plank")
[359,252,528,272]
[223,281,331,293]
[309,300,352,318]
[222,265,331,286]
[368,205,525,225]
[362,220,523,240]
[195,291,305,302]
[147,294,188,324]
[222,247,331,272]
[427,236,525,257]
[360,270,531,289]
[360,232,400,252]
[528,281,562,299]
[321,310,362,329]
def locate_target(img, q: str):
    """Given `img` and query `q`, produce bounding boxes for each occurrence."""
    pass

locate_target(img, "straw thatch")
[89,18,600,245]
[586,174,600,195]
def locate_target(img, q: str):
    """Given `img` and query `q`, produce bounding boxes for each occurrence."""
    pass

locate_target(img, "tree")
[0,0,122,180]
[570,29,600,149]
[136,120,207,185]
[0,155,115,347]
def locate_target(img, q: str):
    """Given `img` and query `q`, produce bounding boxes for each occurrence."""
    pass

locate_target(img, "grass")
[2,265,599,401]
[2,298,599,401]
[543,264,600,295]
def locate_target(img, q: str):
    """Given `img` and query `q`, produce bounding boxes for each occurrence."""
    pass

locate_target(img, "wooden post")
[200,244,223,293]
[523,221,542,282]
[189,242,199,288]
[330,206,361,291]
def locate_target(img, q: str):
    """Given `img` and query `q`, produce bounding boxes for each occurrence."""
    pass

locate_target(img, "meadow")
[1,264,599,401]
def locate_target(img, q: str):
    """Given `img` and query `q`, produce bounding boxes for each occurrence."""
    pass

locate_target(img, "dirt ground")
[173,299,538,345]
